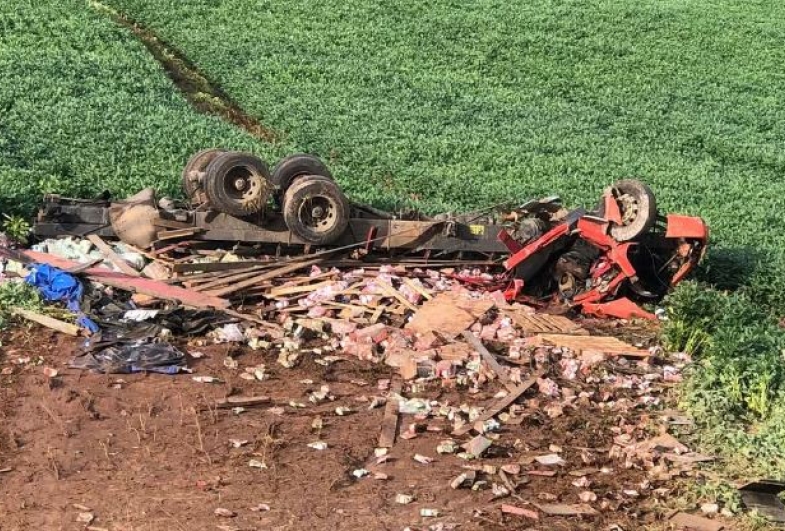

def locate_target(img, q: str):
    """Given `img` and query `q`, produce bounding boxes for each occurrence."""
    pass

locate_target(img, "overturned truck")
[34,150,708,319]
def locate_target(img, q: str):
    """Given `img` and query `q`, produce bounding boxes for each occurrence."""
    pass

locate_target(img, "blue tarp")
[25,263,99,333]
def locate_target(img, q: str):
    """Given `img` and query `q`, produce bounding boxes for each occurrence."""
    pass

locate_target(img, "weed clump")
[665,281,785,476]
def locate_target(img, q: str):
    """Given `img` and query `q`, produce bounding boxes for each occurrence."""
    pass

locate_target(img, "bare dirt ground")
[0,323,729,531]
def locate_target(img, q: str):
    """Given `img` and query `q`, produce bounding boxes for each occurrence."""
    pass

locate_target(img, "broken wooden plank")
[222,309,281,330]
[205,257,324,298]
[173,260,273,275]
[214,395,271,409]
[190,264,275,292]
[500,504,539,519]
[153,218,195,230]
[453,372,542,436]
[668,512,724,531]
[62,258,104,274]
[374,279,418,312]
[156,228,203,241]
[12,308,80,336]
[268,280,334,298]
[401,277,433,300]
[378,379,402,448]
[22,250,230,310]
[503,309,587,335]
[87,234,141,277]
[533,333,650,358]
[462,330,517,393]
[533,503,598,517]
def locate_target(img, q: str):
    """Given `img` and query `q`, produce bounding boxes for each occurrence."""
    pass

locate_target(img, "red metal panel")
[665,214,708,240]
[503,223,570,271]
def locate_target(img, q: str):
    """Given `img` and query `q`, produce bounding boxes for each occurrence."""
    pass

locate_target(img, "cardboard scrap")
[406,292,493,338]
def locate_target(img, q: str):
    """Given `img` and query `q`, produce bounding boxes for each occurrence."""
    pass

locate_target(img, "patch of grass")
[103,0,785,276]
[665,281,785,478]
[0,0,278,215]
[0,281,43,329]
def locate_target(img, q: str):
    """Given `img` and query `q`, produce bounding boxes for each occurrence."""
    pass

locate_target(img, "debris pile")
[0,234,731,528]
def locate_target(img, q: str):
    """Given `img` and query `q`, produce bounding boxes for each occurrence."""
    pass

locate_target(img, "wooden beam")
[462,330,517,393]
[378,378,402,448]
[12,308,80,336]
[374,279,418,311]
[87,234,141,277]
[173,260,273,274]
[205,257,323,298]
[452,372,542,436]
[22,250,230,310]
[214,395,271,409]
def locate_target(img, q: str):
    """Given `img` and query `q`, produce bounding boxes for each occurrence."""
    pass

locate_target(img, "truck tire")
[272,154,333,190]
[283,175,349,245]
[271,154,333,207]
[601,179,657,242]
[204,152,271,216]
[182,148,225,202]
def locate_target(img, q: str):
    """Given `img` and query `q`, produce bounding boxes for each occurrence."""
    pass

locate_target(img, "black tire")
[271,154,333,192]
[600,179,657,241]
[204,152,271,216]
[182,148,225,201]
[283,175,349,245]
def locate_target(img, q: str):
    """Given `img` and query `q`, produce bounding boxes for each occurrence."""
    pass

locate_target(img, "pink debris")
[398,283,422,305]
[326,319,358,336]
[579,350,606,372]
[537,377,560,397]
[560,358,579,380]
[415,331,442,351]
[307,306,328,318]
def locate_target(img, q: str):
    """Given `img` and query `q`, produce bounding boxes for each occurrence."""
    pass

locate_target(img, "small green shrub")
[0,281,42,329]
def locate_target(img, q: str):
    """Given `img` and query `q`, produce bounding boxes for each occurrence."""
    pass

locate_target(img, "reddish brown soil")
[0,324,721,531]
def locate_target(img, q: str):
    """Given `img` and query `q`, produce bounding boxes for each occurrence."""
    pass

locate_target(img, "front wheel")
[601,179,657,241]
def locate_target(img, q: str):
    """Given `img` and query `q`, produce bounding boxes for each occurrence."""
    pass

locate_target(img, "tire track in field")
[88,0,280,144]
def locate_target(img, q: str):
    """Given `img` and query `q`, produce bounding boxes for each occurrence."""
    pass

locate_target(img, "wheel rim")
[616,192,639,226]
[298,195,338,233]
[224,166,263,204]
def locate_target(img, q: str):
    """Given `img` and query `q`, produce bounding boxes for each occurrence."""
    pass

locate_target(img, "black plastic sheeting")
[71,334,186,374]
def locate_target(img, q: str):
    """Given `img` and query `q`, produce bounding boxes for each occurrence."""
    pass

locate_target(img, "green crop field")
[4,0,785,485]
[0,0,277,215]
[105,0,785,271]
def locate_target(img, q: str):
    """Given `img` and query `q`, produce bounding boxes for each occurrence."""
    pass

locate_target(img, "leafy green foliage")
[104,0,785,280]
[1,215,30,244]
[665,282,785,476]
[0,281,42,329]
[0,0,278,215]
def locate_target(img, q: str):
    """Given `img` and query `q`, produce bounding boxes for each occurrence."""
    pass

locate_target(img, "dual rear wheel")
[181,150,348,244]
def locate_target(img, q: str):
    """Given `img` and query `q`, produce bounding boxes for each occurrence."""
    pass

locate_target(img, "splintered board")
[533,334,649,358]
[503,310,587,335]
